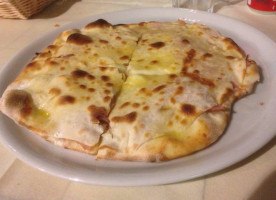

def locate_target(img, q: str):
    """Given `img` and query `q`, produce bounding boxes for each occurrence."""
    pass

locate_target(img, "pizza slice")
[43,19,140,70]
[0,56,124,154]
[97,74,230,161]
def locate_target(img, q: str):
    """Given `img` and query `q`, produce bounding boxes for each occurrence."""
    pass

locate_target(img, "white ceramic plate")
[0,8,275,186]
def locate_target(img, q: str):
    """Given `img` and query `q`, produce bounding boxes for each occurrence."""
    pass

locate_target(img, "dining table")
[0,0,275,199]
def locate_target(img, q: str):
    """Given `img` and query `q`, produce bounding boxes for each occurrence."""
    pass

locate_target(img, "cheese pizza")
[0,19,259,161]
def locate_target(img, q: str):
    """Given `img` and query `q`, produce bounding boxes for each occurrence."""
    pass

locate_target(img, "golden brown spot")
[71,69,95,80]
[175,115,180,120]
[49,61,58,65]
[99,39,108,44]
[174,86,184,96]
[153,85,166,92]
[198,31,203,36]
[58,95,75,105]
[85,19,112,29]
[106,83,113,87]
[111,112,137,123]
[183,49,196,64]
[182,39,190,45]
[26,61,38,69]
[167,121,173,127]
[115,36,121,40]
[79,84,86,89]
[223,38,244,56]
[49,88,61,95]
[87,105,109,128]
[226,56,235,60]
[150,42,165,49]
[193,69,200,74]
[181,104,196,115]
[137,59,144,62]
[104,89,111,95]
[181,119,187,124]
[99,67,108,71]
[103,96,111,102]
[60,67,65,71]
[121,41,126,45]
[259,102,264,106]
[203,53,213,59]
[169,74,177,79]
[47,45,56,50]
[88,88,95,92]
[119,102,130,109]
[101,75,110,82]
[150,60,158,64]
[86,97,90,101]
[141,39,148,43]
[158,98,164,102]
[120,55,129,60]
[144,132,150,137]
[132,103,140,108]
[5,90,33,117]
[182,73,215,87]
[93,53,98,57]
[67,33,92,45]
[139,88,146,93]
[170,97,176,104]
[142,106,149,111]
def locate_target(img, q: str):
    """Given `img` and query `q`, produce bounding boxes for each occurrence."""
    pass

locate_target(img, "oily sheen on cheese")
[0,19,259,162]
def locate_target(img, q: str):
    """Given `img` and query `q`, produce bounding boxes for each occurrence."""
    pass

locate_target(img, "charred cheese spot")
[120,55,129,60]
[49,88,61,95]
[226,56,235,60]
[87,105,109,128]
[132,103,140,108]
[202,53,213,59]
[99,39,108,44]
[88,88,95,92]
[150,60,158,64]
[152,85,166,92]
[85,19,112,29]
[79,84,86,89]
[67,33,92,45]
[181,104,196,115]
[100,67,108,71]
[174,86,184,95]
[101,75,110,82]
[182,39,190,45]
[111,112,137,123]
[182,73,215,87]
[71,69,95,80]
[106,83,113,87]
[5,90,32,117]
[141,39,148,43]
[103,96,111,102]
[119,102,130,109]
[58,95,75,105]
[183,49,196,64]
[169,74,177,79]
[150,42,165,49]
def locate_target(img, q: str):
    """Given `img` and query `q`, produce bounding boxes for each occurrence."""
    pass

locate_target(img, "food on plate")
[0,19,259,161]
